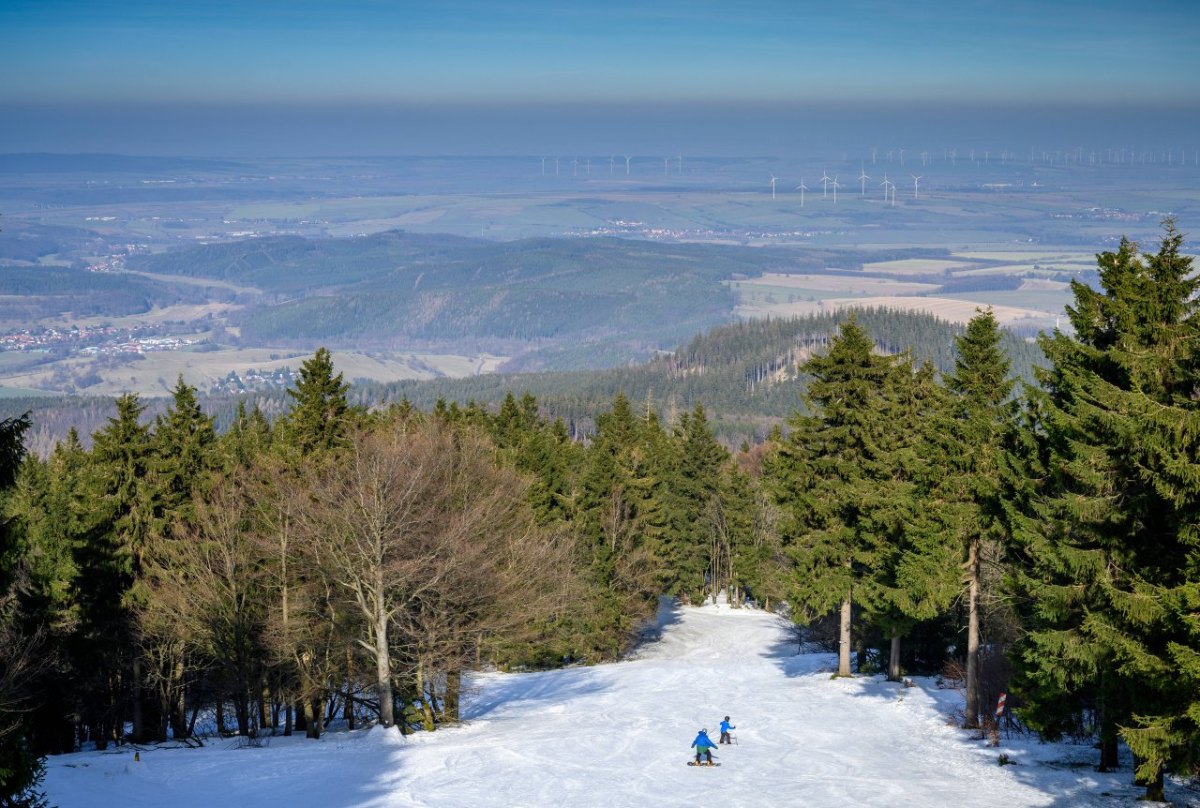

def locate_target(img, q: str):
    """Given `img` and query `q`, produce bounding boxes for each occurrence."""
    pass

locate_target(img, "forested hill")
[128,229,947,366]
[1,307,1044,452]
[359,308,1044,439]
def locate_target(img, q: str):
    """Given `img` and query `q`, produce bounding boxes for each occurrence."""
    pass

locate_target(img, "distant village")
[0,325,197,357]
[209,366,297,395]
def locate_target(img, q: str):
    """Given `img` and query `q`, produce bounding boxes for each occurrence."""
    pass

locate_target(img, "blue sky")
[3,0,1198,105]
[1,0,1197,155]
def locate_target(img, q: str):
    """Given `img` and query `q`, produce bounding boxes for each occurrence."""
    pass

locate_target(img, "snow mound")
[366,723,405,746]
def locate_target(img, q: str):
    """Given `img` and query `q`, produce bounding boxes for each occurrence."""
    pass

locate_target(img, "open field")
[737,294,1053,326]
[0,347,510,397]
[859,258,980,275]
[734,273,940,295]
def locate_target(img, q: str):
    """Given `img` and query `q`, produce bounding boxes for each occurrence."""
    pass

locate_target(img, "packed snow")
[45,599,1195,807]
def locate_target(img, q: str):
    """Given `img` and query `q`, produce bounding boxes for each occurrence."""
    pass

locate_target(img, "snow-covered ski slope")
[46,600,1189,807]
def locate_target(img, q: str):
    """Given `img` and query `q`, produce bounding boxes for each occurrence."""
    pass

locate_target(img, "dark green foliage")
[280,348,351,456]
[936,308,1019,724]
[368,307,1044,444]
[149,377,217,528]
[0,413,50,808]
[1008,222,1200,798]
[765,321,918,654]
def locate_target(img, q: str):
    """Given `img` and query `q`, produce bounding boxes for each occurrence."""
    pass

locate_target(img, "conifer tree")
[78,394,154,743]
[1010,223,1199,799]
[765,319,915,677]
[283,347,351,456]
[665,404,730,601]
[150,376,217,529]
[0,413,48,808]
[574,394,659,658]
[938,309,1017,726]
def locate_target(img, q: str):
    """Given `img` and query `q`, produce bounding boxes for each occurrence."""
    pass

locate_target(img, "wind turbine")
[625,155,631,175]
[911,174,922,199]
[796,179,808,208]
[541,156,546,176]
[677,155,683,174]
[820,169,831,198]
[899,148,905,166]
[609,156,615,175]
[554,157,560,176]
[769,175,779,200]
[881,175,894,206]
[664,157,670,175]
[858,164,870,197]
[586,158,591,176]
[871,146,877,165]
[831,175,841,204]
[571,158,578,177]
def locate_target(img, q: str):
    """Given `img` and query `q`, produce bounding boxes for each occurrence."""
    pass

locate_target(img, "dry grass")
[860,258,977,275]
[738,295,1049,326]
[737,273,939,295]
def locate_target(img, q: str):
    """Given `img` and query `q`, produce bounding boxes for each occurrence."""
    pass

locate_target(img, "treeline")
[365,308,1045,441]
[0,349,783,805]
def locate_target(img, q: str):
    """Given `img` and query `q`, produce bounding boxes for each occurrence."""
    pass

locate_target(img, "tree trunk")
[345,646,356,730]
[1135,757,1165,803]
[294,697,306,732]
[444,668,461,723]
[837,595,852,677]
[170,657,188,739]
[131,656,145,742]
[963,536,981,729]
[215,697,227,736]
[233,690,250,736]
[259,685,270,732]
[305,696,322,739]
[375,601,394,727]
[187,700,201,738]
[1097,679,1120,772]
[284,699,294,736]
[1098,737,1119,772]
[888,632,902,682]
[417,658,436,732]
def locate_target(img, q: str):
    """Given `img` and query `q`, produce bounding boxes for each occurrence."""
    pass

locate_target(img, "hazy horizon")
[3,100,1199,159]
[2,0,1197,158]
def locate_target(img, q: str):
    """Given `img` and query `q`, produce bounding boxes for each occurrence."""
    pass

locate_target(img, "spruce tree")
[1010,223,1199,799]
[939,309,1017,726]
[665,404,730,601]
[283,347,351,456]
[765,319,915,677]
[77,394,153,744]
[0,413,48,808]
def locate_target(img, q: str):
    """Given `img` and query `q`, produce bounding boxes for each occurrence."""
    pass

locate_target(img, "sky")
[2,0,1198,155]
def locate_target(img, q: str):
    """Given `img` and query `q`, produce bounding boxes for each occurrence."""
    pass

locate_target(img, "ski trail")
[46,599,1167,807]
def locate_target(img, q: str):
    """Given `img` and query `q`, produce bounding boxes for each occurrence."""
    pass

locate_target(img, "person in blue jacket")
[719,716,736,744]
[691,728,717,765]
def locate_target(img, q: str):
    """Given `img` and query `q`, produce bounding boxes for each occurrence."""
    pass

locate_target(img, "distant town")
[0,325,197,357]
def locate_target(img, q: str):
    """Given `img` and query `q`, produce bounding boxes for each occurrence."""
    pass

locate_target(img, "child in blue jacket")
[719,716,736,744]
[691,729,717,765]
